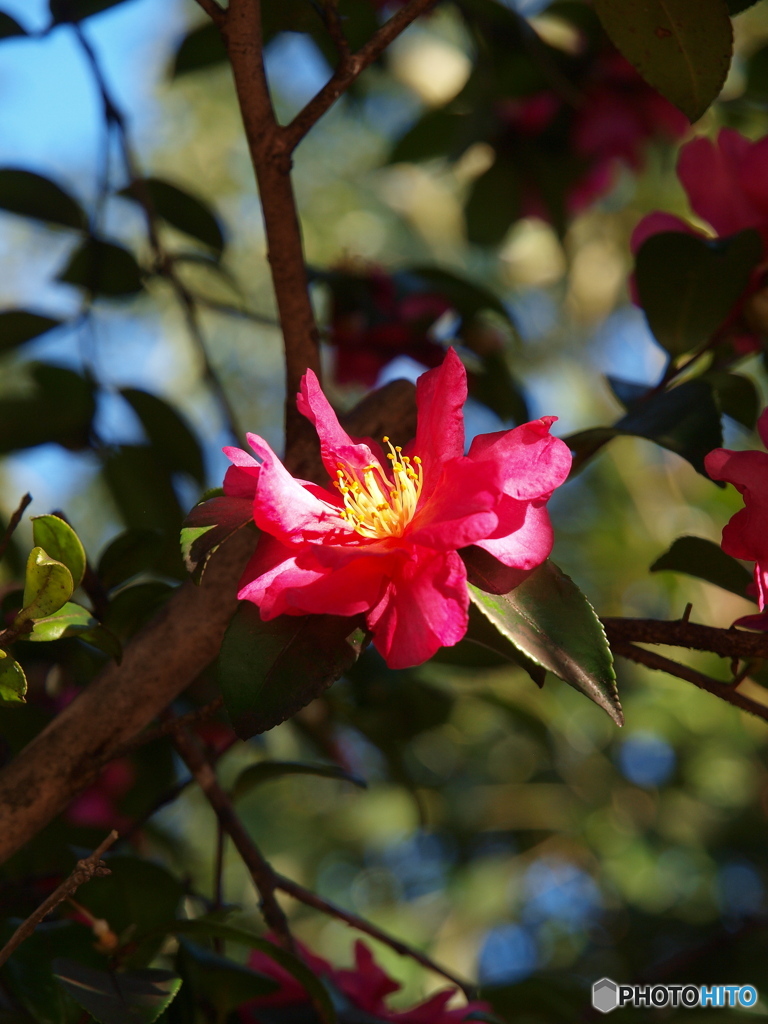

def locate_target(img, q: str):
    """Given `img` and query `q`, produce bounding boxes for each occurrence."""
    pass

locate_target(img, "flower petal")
[238,535,325,618]
[630,212,701,255]
[473,497,554,569]
[408,347,466,490]
[222,445,260,499]
[468,418,571,500]
[368,548,468,668]
[297,369,385,477]
[247,432,350,546]
[407,457,500,550]
[678,130,760,236]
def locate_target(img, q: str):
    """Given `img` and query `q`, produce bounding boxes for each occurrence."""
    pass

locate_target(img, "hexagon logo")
[592,978,619,1014]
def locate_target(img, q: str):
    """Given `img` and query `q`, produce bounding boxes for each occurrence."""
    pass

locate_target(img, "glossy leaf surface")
[650,535,753,598]
[31,514,86,589]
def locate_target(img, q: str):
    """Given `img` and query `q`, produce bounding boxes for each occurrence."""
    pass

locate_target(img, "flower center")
[334,437,423,539]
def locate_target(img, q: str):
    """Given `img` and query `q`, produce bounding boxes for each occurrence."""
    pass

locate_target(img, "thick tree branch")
[283,0,439,150]
[602,617,768,659]
[0,831,118,967]
[610,640,768,724]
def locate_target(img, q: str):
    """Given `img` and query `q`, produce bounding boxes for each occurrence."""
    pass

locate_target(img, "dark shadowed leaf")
[469,560,622,724]
[727,0,760,12]
[181,496,255,584]
[650,535,753,599]
[635,230,762,357]
[0,363,96,453]
[566,378,723,478]
[52,959,181,1024]
[593,0,732,122]
[0,168,86,229]
[0,310,61,353]
[0,13,26,38]
[97,528,166,590]
[0,654,27,704]
[231,760,366,801]
[32,514,86,588]
[465,155,521,246]
[606,376,650,411]
[218,602,366,738]
[390,109,476,164]
[103,446,183,537]
[171,21,227,77]
[175,940,278,1021]
[104,581,174,642]
[49,0,135,23]
[17,547,73,624]
[58,237,143,297]
[746,42,768,99]
[706,370,760,430]
[404,265,514,326]
[121,388,204,483]
[118,178,224,255]
[165,921,335,1024]
[470,350,530,424]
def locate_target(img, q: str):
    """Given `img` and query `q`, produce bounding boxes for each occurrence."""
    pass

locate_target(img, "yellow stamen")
[334,437,424,539]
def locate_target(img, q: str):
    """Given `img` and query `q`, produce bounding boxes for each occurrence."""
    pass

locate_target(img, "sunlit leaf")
[31,514,86,589]
[181,496,255,584]
[27,601,97,641]
[16,547,73,625]
[0,656,27,705]
[469,561,622,724]
[594,0,732,121]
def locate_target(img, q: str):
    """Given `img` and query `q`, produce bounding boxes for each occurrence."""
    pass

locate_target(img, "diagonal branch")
[283,0,438,151]
[602,617,768,659]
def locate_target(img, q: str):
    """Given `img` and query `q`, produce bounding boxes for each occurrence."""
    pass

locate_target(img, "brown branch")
[274,873,477,999]
[0,493,31,565]
[610,640,768,724]
[222,0,321,466]
[283,0,438,151]
[169,724,294,948]
[602,617,768,660]
[0,831,118,967]
[109,697,225,761]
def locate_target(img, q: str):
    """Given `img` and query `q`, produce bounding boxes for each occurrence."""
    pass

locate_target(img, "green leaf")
[566,378,723,478]
[0,311,61,354]
[0,168,86,229]
[120,388,204,484]
[0,363,96,453]
[459,601,546,686]
[58,237,143,297]
[706,370,760,430]
[469,350,530,425]
[49,0,135,23]
[118,178,224,255]
[746,42,768,99]
[635,230,762,357]
[175,940,278,1021]
[0,13,26,38]
[103,447,183,537]
[465,155,521,246]
[52,959,181,1024]
[31,514,86,589]
[171,21,227,78]
[650,535,753,598]
[104,582,174,643]
[231,760,367,801]
[390,109,474,164]
[727,0,760,12]
[165,921,335,1024]
[0,657,27,704]
[218,602,366,739]
[17,546,73,624]
[27,600,97,641]
[181,496,255,584]
[97,528,165,590]
[468,560,622,725]
[77,857,185,969]
[593,0,733,122]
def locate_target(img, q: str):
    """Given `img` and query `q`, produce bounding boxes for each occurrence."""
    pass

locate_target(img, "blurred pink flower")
[705,407,768,630]
[66,758,135,830]
[222,349,570,668]
[240,938,490,1024]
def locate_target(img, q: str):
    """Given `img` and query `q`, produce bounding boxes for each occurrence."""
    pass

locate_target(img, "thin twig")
[602,617,768,660]
[192,0,227,26]
[274,872,477,999]
[169,724,295,949]
[283,0,438,151]
[109,697,225,761]
[611,640,768,724]
[0,494,32,565]
[0,831,118,967]
[317,0,351,63]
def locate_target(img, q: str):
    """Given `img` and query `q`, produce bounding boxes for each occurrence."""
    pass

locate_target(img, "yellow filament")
[334,439,423,539]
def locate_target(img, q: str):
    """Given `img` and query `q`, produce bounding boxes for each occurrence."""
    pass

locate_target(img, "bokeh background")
[4,0,768,1019]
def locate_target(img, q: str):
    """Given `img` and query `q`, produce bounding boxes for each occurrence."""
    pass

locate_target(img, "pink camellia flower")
[223,349,570,669]
[705,407,768,630]
[632,128,768,353]
[240,938,491,1024]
